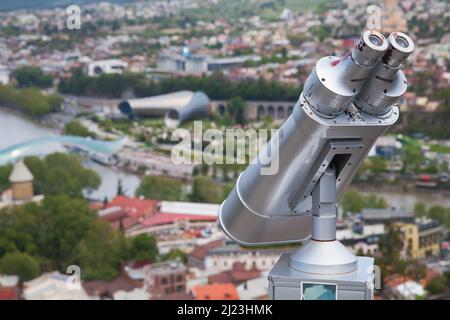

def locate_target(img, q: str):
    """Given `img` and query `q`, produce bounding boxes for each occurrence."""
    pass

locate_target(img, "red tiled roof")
[83,275,138,298]
[188,240,225,260]
[110,216,140,230]
[384,274,412,288]
[0,288,19,300]
[193,283,239,300]
[208,273,230,284]
[127,260,152,269]
[420,268,440,286]
[208,262,260,284]
[230,269,260,282]
[101,208,128,222]
[106,195,157,218]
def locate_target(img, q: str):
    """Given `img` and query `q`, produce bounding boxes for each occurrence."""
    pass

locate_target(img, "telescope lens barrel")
[303,30,388,117]
[354,32,414,116]
[382,32,414,68]
[352,30,388,67]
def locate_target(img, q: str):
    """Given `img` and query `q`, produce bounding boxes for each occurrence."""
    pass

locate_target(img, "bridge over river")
[0,135,127,165]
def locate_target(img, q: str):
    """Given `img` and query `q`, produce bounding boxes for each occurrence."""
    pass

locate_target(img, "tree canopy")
[64,120,92,137]
[135,175,183,201]
[0,196,96,266]
[227,96,247,125]
[26,153,100,197]
[12,66,53,89]
[190,176,223,203]
[59,69,301,102]
[0,195,130,281]
[129,234,158,262]
[0,252,40,282]
[340,190,388,215]
[0,164,13,192]
[0,153,101,198]
[414,203,450,228]
[0,84,62,118]
[76,219,125,280]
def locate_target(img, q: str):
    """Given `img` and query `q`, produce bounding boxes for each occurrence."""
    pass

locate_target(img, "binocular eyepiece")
[352,30,388,67]
[303,30,414,118]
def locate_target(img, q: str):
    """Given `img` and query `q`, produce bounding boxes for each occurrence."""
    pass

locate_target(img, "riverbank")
[354,182,450,195]
[356,184,450,210]
[2,108,449,208]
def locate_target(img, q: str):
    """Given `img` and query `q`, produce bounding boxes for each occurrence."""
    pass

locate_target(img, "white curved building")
[119,91,210,128]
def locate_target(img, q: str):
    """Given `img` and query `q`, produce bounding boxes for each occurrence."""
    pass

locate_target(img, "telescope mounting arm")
[311,165,337,242]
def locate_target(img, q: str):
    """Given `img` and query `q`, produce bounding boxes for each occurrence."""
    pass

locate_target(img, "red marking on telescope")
[331,52,351,67]
[356,39,366,52]
[382,49,393,65]
[331,59,340,67]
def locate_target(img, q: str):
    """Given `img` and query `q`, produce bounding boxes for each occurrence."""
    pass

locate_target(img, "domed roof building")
[119,91,210,128]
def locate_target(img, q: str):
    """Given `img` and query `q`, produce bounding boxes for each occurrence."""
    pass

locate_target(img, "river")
[0,108,448,208]
[0,108,140,200]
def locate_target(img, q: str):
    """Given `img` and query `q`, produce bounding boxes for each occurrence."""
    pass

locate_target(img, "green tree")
[13,66,53,88]
[0,195,128,281]
[0,164,12,192]
[227,96,246,125]
[0,196,97,268]
[63,120,92,137]
[365,194,388,209]
[190,176,222,203]
[427,205,450,228]
[77,220,124,281]
[23,153,100,197]
[38,195,96,267]
[0,252,40,281]
[378,223,404,271]
[221,183,234,202]
[425,276,446,295]
[161,248,187,264]
[444,271,450,287]
[308,25,332,41]
[135,176,183,200]
[341,190,388,215]
[200,163,209,176]
[60,70,301,102]
[16,88,53,117]
[369,157,387,174]
[130,234,158,262]
[0,84,61,118]
[47,94,63,111]
[341,190,366,215]
[414,202,427,217]
[402,143,425,173]
[117,178,124,196]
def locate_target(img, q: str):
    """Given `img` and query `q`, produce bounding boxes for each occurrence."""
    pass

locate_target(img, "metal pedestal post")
[268,166,375,300]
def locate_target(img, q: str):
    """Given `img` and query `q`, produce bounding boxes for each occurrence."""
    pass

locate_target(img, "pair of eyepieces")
[354,30,414,68]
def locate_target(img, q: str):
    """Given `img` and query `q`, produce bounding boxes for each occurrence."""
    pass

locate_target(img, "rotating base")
[289,240,358,275]
[268,249,374,300]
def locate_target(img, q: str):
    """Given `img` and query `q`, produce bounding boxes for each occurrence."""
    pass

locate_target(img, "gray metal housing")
[219,93,399,246]
[268,253,374,300]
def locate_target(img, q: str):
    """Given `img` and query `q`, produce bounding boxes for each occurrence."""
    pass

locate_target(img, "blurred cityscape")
[0,0,449,300]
